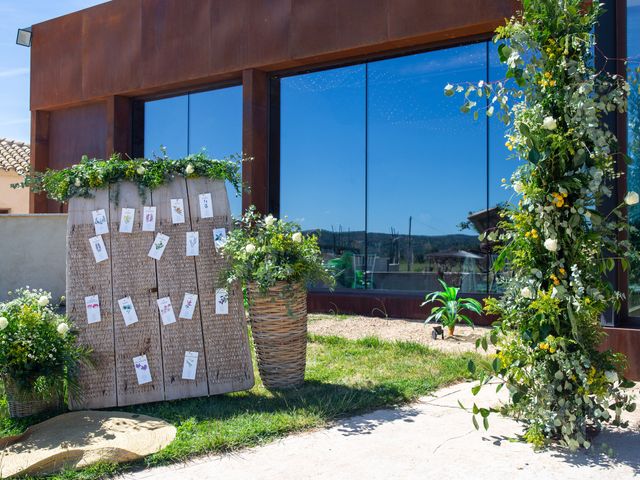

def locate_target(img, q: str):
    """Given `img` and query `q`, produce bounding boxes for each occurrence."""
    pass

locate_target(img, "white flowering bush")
[221,206,334,292]
[0,288,91,402]
[449,0,636,450]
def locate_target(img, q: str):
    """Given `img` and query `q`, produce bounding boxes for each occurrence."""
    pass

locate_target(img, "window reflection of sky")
[144,86,243,216]
[280,41,517,293]
[281,42,514,237]
[627,3,640,313]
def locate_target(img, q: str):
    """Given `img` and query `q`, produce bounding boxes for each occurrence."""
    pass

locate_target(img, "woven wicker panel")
[66,191,117,410]
[248,282,307,389]
[152,180,208,400]
[186,177,254,394]
[110,183,165,406]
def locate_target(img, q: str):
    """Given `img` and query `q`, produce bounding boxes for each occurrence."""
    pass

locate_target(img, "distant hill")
[306,229,480,260]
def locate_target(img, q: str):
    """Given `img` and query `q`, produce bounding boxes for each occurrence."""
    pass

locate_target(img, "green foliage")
[422,279,482,329]
[221,206,335,292]
[449,0,637,450]
[0,288,91,402]
[13,151,243,203]
[1,334,482,479]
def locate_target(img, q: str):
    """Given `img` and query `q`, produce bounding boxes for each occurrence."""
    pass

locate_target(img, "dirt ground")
[308,314,494,354]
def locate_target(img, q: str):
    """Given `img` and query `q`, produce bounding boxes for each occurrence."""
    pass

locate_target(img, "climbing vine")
[449,0,637,450]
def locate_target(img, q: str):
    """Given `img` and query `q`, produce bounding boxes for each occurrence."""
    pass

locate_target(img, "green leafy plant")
[0,288,91,402]
[13,151,243,203]
[422,279,482,334]
[221,206,335,292]
[448,0,637,450]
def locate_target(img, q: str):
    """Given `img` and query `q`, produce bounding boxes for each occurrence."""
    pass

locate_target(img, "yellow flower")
[549,347,556,353]
[544,71,552,79]
[559,267,566,276]
[585,298,591,305]
[549,80,557,87]
[539,342,549,350]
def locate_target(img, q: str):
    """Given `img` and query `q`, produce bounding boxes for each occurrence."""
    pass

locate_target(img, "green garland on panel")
[13,152,244,203]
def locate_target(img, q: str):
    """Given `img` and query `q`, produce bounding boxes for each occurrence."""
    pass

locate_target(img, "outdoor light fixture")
[16,27,32,47]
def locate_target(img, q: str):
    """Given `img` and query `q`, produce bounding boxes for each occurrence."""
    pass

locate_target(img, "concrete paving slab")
[122,382,640,480]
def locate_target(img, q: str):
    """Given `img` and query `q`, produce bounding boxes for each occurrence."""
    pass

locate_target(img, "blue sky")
[0,0,105,142]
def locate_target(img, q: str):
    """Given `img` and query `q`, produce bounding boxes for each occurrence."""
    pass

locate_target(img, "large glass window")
[367,44,486,293]
[627,0,640,314]
[280,66,366,290]
[280,42,514,293]
[143,85,243,216]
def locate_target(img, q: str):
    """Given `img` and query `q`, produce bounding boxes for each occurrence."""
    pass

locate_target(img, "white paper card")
[199,193,214,219]
[186,231,199,256]
[142,206,156,231]
[213,228,227,251]
[171,198,185,224]
[215,288,229,315]
[133,355,152,385]
[92,209,109,235]
[118,296,139,326]
[84,295,101,324]
[89,235,109,263]
[148,233,169,260]
[157,296,177,326]
[182,351,199,380]
[119,208,135,233]
[179,293,198,319]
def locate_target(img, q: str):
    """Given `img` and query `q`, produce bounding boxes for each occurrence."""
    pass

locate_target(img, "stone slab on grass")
[0,411,176,478]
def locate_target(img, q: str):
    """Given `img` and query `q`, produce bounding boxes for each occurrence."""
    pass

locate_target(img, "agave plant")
[422,280,482,336]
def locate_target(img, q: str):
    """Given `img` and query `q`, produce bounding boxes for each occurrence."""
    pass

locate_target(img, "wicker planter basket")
[248,281,308,389]
[3,378,60,418]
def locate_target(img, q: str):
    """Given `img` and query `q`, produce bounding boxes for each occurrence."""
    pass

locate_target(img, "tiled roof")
[0,138,30,175]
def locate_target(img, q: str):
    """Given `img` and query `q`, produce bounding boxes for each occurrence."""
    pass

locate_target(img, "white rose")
[520,286,534,299]
[38,295,49,307]
[245,243,256,254]
[185,164,195,175]
[292,232,303,243]
[0,316,8,330]
[604,370,619,384]
[544,238,558,252]
[513,181,525,194]
[136,166,146,175]
[264,215,276,226]
[542,116,557,130]
[74,178,81,187]
[624,191,639,206]
[57,323,69,335]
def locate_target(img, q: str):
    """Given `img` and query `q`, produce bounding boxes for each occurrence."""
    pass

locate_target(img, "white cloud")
[0,67,29,79]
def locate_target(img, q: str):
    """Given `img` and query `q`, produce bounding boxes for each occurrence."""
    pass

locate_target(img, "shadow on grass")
[121,379,412,427]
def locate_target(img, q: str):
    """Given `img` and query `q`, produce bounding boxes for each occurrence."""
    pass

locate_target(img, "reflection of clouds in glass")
[283,67,364,93]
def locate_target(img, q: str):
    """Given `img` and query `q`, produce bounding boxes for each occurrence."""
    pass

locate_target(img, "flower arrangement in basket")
[221,206,334,389]
[0,288,91,418]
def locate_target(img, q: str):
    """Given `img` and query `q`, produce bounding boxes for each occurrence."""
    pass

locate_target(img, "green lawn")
[1,334,482,480]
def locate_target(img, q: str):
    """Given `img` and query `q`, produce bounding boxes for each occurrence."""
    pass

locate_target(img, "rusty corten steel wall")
[29,0,518,212]
[29,0,517,110]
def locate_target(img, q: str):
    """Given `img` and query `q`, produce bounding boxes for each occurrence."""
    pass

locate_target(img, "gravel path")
[308,314,493,354]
